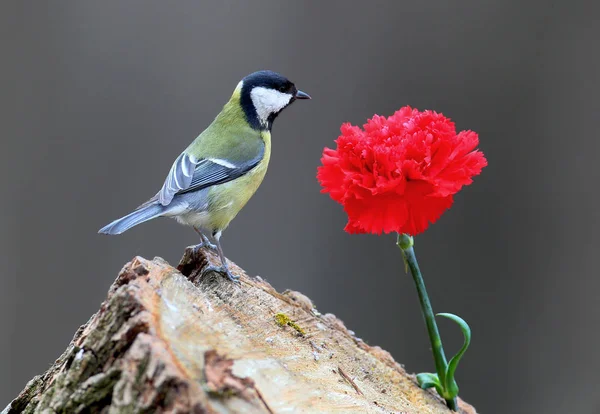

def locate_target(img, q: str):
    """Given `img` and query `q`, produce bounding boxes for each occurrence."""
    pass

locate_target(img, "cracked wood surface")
[3,247,477,414]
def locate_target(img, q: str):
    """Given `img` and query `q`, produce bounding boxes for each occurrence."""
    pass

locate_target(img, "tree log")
[3,247,477,413]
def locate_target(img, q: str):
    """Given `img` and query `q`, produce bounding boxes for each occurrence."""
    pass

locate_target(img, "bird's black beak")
[295,90,311,100]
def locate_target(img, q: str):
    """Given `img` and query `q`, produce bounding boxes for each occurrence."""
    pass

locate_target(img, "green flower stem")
[397,233,458,411]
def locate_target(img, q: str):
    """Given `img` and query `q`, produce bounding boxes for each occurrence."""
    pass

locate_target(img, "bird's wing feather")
[157,140,265,206]
[158,152,198,205]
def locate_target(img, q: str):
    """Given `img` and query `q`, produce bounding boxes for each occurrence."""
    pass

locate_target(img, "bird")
[99,70,310,282]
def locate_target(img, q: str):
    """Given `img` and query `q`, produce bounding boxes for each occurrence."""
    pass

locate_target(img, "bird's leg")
[193,227,217,251]
[201,231,240,283]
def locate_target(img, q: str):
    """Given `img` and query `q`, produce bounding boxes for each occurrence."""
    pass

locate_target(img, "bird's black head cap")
[239,70,309,130]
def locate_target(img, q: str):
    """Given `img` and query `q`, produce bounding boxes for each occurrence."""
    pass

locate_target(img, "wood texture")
[3,247,477,413]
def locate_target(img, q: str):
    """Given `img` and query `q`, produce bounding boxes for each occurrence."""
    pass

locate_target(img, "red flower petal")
[317,106,487,235]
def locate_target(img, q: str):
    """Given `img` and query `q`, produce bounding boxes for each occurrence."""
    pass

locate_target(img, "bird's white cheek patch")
[250,87,292,125]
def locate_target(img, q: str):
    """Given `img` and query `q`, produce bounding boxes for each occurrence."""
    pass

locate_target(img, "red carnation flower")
[317,106,487,235]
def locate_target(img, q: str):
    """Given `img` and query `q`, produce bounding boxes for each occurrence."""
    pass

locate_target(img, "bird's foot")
[193,234,217,252]
[201,264,240,284]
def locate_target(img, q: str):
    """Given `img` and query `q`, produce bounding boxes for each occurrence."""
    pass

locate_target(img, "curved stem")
[398,234,458,411]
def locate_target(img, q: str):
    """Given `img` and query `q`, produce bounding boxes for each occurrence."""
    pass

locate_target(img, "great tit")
[99,70,310,281]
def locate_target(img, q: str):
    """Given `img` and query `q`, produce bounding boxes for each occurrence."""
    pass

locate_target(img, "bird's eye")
[278,85,287,93]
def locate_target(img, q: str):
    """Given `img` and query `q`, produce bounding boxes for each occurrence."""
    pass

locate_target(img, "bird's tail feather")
[98,203,165,235]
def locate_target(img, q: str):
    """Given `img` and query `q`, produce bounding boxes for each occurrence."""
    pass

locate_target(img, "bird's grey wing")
[179,147,265,194]
[157,144,265,206]
[158,152,199,205]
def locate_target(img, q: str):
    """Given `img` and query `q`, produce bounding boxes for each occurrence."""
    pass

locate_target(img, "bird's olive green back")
[184,86,265,165]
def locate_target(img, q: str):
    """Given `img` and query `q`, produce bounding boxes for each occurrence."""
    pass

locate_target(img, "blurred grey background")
[1,1,599,412]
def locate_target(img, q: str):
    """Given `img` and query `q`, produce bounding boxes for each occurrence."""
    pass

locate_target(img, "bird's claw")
[193,234,217,252]
[201,264,240,283]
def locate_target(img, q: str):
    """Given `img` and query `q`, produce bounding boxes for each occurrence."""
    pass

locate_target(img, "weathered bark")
[3,247,477,414]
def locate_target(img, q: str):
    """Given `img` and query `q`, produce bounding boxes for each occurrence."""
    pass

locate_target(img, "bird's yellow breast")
[205,130,271,231]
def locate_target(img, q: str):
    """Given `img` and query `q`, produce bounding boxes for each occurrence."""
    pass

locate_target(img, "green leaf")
[396,234,410,273]
[436,313,471,399]
[401,250,409,273]
[416,372,443,395]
